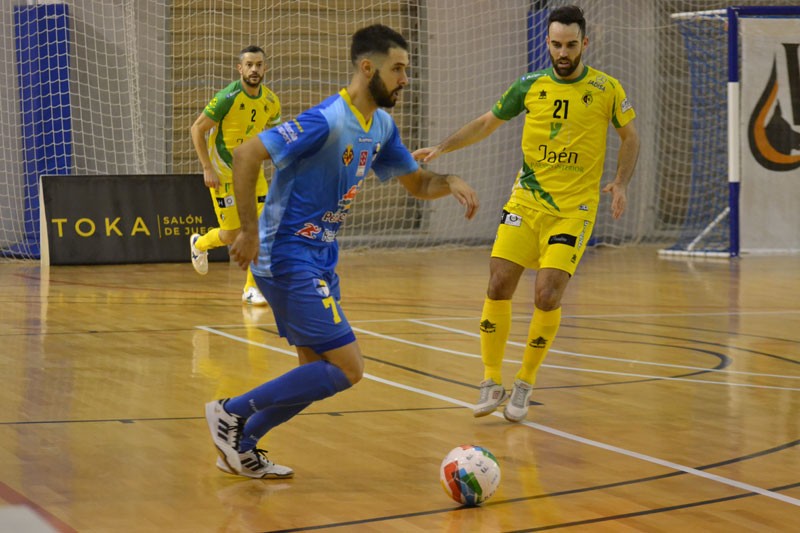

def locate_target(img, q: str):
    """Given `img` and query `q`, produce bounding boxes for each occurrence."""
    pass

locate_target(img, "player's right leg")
[207,270,358,477]
[474,203,531,417]
[190,180,231,275]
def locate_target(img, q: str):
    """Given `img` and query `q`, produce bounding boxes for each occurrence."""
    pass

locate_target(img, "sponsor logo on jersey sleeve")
[276,122,298,143]
[620,98,633,113]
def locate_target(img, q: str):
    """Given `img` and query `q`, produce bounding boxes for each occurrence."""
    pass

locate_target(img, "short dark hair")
[239,45,266,62]
[548,5,586,38]
[350,24,408,65]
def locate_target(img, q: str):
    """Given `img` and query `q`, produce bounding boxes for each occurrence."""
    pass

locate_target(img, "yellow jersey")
[492,65,635,221]
[203,79,281,173]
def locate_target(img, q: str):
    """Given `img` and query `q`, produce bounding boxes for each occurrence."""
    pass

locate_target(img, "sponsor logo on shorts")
[500,210,522,227]
[216,196,235,208]
[548,233,577,247]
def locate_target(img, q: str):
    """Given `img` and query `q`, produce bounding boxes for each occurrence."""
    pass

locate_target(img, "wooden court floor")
[0,246,798,532]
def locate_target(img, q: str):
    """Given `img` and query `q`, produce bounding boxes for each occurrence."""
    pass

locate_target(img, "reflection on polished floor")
[1,246,798,532]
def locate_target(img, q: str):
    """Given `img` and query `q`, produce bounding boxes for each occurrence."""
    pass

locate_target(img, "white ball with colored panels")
[440,445,501,506]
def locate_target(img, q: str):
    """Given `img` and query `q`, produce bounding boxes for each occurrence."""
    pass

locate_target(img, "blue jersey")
[253,89,418,278]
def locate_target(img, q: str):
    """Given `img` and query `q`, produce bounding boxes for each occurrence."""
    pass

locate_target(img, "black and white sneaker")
[205,399,245,471]
[216,448,294,479]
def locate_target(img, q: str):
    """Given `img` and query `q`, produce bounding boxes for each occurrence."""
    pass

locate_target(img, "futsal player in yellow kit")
[190,45,281,305]
[414,5,640,422]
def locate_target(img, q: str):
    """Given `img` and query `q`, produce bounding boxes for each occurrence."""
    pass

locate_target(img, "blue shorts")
[254,271,354,350]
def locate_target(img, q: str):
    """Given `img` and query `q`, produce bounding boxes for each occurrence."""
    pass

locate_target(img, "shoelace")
[251,448,273,466]
[510,387,529,407]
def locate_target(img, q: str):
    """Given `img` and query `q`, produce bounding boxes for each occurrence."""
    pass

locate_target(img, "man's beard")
[243,73,263,88]
[550,52,582,78]
[369,70,400,108]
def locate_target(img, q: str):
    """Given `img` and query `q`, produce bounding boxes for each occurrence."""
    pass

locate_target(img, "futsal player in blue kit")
[204,24,479,478]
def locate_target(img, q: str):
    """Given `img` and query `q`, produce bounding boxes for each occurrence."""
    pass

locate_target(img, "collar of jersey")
[547,65,589,84]
[237,79,263,99]
[339,88,373,132]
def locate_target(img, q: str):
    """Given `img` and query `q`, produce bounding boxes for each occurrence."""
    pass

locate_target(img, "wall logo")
[748,43,800,171]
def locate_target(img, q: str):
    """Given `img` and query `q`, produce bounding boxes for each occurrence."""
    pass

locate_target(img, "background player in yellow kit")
[190,45,281,305]
[414,5,640,422]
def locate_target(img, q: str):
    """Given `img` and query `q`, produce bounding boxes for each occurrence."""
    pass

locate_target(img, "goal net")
[2,0,798,261]
[658,10,731,257]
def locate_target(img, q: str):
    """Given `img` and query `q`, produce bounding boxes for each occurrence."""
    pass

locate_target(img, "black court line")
[569,314,800,347]
[261,439,800,532]
[562,322,800,366]
[505,481,800,532]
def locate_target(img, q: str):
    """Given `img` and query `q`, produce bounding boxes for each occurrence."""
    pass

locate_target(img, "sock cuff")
[484,297,512,316]
[534,307,561,326]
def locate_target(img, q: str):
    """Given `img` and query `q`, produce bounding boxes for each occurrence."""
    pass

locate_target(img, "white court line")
[199,325,800,507]
[353,326,800,392]
[410,319,800,381]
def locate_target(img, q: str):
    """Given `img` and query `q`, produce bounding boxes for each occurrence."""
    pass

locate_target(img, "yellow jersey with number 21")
[492,65,635,221]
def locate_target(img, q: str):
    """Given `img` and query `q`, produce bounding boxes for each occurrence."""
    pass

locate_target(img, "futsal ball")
[439,445,501,506]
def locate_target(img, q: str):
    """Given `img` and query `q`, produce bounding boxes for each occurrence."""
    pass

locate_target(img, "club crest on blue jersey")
[342,145,354,166]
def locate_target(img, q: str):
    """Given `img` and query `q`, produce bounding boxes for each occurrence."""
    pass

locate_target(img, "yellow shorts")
[491,201,593,275]
[210,168,268,230]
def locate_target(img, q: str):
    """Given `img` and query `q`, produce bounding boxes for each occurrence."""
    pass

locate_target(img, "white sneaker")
[242,286,268,306]
[473,379,508,417]
[190,233,209,275]
[215,448,294,479]
[503,379,534,422]
[205,399,245,471]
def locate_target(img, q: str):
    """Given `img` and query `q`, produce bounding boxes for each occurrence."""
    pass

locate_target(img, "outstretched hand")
[602,181,628,220]
[412,146,443,163]
[229,229,260,270]
[446,175,479,220]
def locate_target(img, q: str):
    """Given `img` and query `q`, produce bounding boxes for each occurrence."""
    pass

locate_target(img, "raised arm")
[412,111,506,163]
[601,120,640,219]
[397,168,479,220]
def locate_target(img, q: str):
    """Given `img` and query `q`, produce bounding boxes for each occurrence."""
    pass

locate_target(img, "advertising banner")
[40,174,229,265]
[740,18,800,253]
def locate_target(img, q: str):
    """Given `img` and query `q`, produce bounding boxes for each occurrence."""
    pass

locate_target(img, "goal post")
[660,5,800,258]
